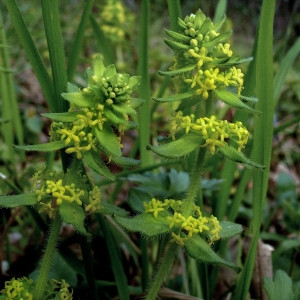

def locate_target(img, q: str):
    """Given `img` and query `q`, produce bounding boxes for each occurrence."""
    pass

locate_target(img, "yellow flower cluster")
[167,10,245,99]
[33,171,102,217]
[185,66,244,99]
[51,106,105,159]
[144,198,221,246]
[49,279,73,300]
[171,112,249,154]
[0,277,73,300]
[0,277,34,300]
[35,178,85,217]
[100,0,127,40]
[85,186,102,214]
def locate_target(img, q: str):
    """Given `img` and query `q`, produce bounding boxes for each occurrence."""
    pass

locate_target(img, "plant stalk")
[182,147,207,218]
[33,214,62,299]
[146,242,178,300]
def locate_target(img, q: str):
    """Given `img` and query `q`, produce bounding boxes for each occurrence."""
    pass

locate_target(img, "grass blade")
[232,1,276,298]
[41,0,68,113]
[90,15,115,65]
[273,37,300,105]
[0,10,24,156]
[4,0,55,111]
[67,0,94,80]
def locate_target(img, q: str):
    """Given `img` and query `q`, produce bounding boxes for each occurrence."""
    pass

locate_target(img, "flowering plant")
[0,1,277,299]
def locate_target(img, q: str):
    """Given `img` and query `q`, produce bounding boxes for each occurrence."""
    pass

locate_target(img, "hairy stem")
[182,147,207,218]
[146,242,178,300]
[33,214,62,299]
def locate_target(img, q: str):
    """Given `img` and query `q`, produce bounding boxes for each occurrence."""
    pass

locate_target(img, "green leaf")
[164,38,190,51]
[103,64,117,78]
[274,37,300,104]
[111,155,140,167]
[264,270,294,300]
[42,111,83,122]
[115,213,170,237]
[158,65,196,77]
[272,239,300,261]
[153,91,195,103]
[66,82,80,93]
[82,151,115,181]
[215,56,253,67]
[184,234,241,272]
[59,201,90,237]
[148,133,202,158]
[127,189,152,213]
[104,109,129,125]
[219,221,243,240]
[130,97,145,109]
[92,54,105,77]
[112,103,136,115]
[218,145,265,169]
[94,127,122,157]
[14,140,66,152]
[164,29,190,43]
[239,94,259,103]
[98,203,129,216]
[128,76,141,91]
[214,89,261,115]
[202,31,232,48]
[0,193,37,208]
[62,92,94,107]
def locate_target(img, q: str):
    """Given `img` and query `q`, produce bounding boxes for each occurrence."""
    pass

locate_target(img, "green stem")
[145,148,206,299]
[182,147,207,218]
[33,214,62,299]
[137,0,152,167]
[167,0,181,31]
[146,242,178,300]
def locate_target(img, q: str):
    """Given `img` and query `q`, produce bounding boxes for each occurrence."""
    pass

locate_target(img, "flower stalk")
[33,214,62,299]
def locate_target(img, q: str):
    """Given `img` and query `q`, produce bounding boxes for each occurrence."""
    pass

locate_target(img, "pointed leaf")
[104,109,129,124]
[0,193,37,208]
[219,221,243,240]
[164,29,191,43]
[15,140,66,152]
[42,111,83,122]
[98,203,129,216]
[111,155,140,167]
[115,214,170,237]
[214,89,261,115]
[158,65,196,77]
[215,56,253,67]
[103,64,117,78]
[239,94,259,103]
[164,39,190,51]
[94,127,122,157]
[129,76,141,91]
[92,55,105,77]
[66,82,79,93]
[202,31,232,48]
[184,234,241,272]
[82,151,115,181]
[130,98,145,109]
[148,133,202,158]
[218,145,265,169]
[62,92,94,107]
[59,201,90,237]
[112,103,136,115]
